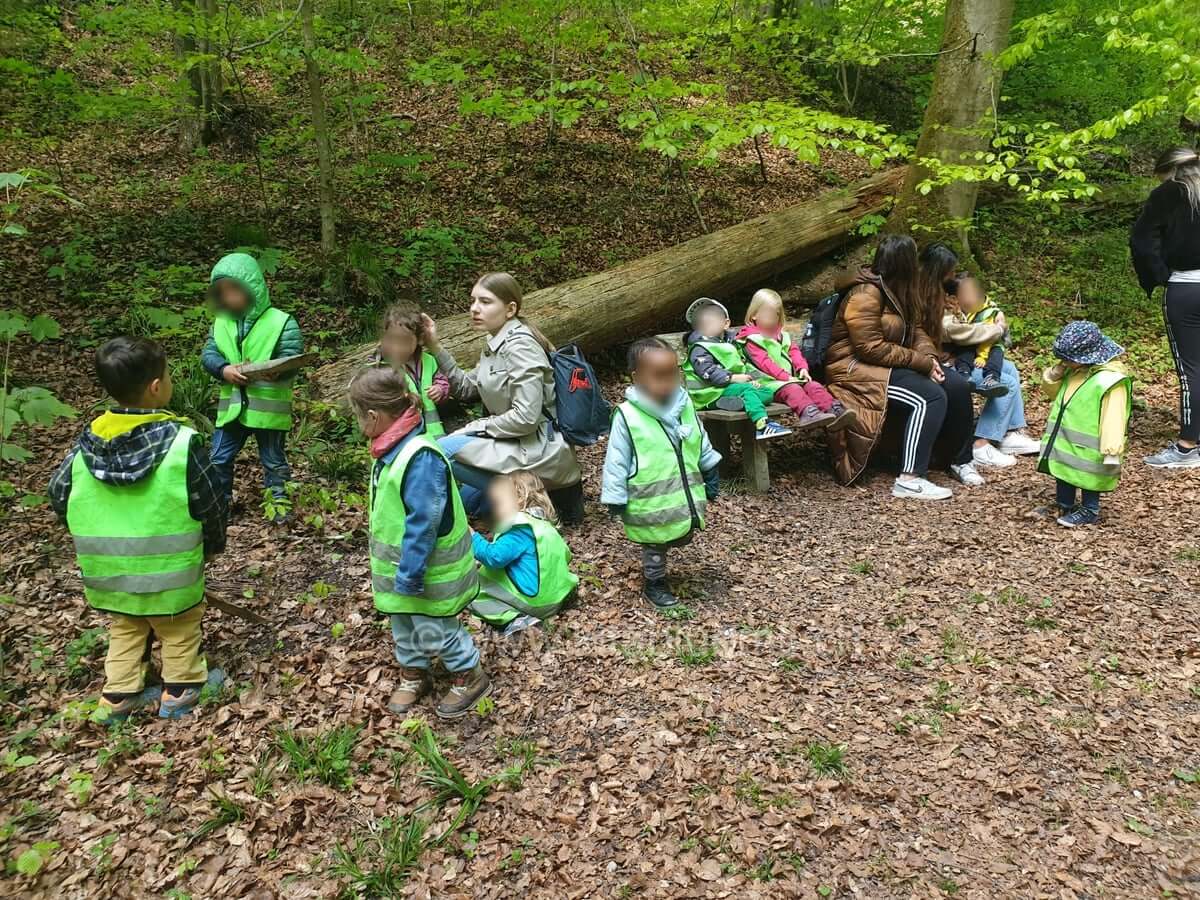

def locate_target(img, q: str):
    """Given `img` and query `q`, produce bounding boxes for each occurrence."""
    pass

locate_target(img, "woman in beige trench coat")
[423,272,584,523]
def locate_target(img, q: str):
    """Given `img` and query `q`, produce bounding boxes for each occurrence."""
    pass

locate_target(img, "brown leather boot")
[435,664,491,719]
[387,667,431,715]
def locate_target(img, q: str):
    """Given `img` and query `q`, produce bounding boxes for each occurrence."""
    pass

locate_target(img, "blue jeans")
[973,359,1027,442]
[390,613,479,672]
[1056,478,1100,513]
[436,433,492,517]
[209,420,291,503]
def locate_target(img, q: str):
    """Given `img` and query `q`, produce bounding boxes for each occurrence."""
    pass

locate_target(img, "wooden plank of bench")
[698,403,789,422]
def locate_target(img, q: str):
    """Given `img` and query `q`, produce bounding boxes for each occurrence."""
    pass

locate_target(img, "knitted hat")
[685,297,730,326]
[1052,320,1124,365]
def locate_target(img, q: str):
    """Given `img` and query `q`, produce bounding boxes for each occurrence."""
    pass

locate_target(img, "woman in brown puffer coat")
[823,235,979,499]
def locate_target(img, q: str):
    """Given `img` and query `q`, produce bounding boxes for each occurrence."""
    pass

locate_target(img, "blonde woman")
[422,273,584,522]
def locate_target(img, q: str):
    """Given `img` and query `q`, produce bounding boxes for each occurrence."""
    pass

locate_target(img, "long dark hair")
[918,242,959,345]
[871,235,922,328]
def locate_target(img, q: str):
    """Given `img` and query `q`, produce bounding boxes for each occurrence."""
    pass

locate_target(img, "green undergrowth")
[977,202,1173,380]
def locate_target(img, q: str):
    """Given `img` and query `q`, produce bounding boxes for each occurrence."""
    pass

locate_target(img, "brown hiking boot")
[826,401,858,432]
[387,667,431,716]
[435,664,491,719]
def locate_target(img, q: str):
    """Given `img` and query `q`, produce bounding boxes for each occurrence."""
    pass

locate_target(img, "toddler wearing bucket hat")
[1037,321,1132,527]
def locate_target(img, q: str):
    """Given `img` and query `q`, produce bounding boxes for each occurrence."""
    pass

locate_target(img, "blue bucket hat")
[1053,320,1123,365]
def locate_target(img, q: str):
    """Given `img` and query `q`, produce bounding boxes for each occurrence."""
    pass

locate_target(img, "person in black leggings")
[887,366,976,482]
[1131,147,1200,469]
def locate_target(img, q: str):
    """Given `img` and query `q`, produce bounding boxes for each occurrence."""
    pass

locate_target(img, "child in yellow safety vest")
[1038,321,1132,528]
[601,337,722,609]
[469,471,579,636]
[48,336,228,722]
[375,304,451,437]
[683,297,793,440]
[349,366,489,720]
[200,252,304,519]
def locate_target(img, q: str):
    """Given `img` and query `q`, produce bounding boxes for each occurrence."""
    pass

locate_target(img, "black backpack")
[800,290,845,380]
[549,343,611,446]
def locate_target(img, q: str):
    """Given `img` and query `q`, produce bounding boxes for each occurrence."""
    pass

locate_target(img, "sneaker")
[950,462,986,486]
[93,683,162,725]
[891,477,953,501]
[501,614,540,637]
[158,668,226,720]
[972,443,1017,468]
[1057,506,1100,527]
[826,402,858,433]
[973,375,1010,398]
[756,419,793,440]
[643,578,679,609]
[435,664,492,719]
[797,404,836,429]
[1144,442,1200,469]
[386,667,431,716]
[998,431,1041,456]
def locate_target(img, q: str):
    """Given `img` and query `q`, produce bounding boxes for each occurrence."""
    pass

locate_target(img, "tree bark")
[174,0,224,152]
[301,0,337,256]
[888,0,1015,255]
[311,168,905,402]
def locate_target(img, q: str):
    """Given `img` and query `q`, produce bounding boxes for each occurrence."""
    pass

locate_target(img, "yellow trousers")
[104,602,208,695]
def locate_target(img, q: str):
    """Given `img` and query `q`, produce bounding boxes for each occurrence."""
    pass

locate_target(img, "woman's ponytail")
[1154,147,1200,214]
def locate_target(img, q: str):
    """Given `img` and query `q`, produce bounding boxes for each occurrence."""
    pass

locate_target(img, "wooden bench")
[657,329,806,493]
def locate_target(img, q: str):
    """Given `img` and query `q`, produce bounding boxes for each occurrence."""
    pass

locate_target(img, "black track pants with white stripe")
[886,366,975,476]
[1164,281,1200,443]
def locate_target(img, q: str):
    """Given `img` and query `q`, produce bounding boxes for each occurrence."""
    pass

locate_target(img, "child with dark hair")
[602,337,721,608]
[376,304,451,437]
[48,336,227,722]
[943,273,1009,398]
[200,252,304,517]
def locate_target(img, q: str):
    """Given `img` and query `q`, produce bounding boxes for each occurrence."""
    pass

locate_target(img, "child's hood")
[210,252,271,324]
[77,412,187,485]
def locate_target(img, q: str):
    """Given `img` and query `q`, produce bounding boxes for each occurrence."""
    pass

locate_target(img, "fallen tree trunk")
[312,167,905,401]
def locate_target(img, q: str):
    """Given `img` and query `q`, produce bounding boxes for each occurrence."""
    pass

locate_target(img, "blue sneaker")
[1056,507,1100,528]
[1144,442,1200,469]
[756,420,793,440]
[158,668,226,720]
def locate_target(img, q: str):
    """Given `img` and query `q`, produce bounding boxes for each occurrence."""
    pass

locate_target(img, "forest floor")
[3,68,1200,899]
[3,340,1200,899]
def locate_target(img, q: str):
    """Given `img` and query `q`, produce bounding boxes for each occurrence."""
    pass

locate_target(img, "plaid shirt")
[48,408,227,555]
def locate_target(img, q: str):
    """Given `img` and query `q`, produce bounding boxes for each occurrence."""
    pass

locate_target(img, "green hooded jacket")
[200,253,303,380]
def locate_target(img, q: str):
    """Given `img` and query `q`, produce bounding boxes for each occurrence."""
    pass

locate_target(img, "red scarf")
[370,407,423,458]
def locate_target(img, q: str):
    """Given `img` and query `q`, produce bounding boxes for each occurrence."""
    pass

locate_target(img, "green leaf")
[28,314,60,342]
[2,223,28,236]
[0,311,28,341]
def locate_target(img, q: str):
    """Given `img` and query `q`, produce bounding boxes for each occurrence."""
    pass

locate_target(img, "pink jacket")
[736,325,809,381]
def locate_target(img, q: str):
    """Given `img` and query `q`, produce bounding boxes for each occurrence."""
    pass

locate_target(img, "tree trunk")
[301,0,338,256]
[311,168,905,402]
[173,0,223,152]
[888,0,1015,255]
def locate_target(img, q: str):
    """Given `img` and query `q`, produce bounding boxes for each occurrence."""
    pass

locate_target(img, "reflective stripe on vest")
[213,307,294,430]
[1040,368,1130,492]
[682,340,747,409]
[739,331,792,394]
[618,399,707,545]
[67,427,205,616]
[402,351,444,437]
[470,513,579,627]
[368,435,478,616]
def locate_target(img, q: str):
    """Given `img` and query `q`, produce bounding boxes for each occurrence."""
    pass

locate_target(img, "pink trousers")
[775,380,835,413]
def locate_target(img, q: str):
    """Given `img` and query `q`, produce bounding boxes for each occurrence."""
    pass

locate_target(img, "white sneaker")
[973,442,1017,468]
[951,462,986,486]
[998,431,1041,456]
[892,476,953,501]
